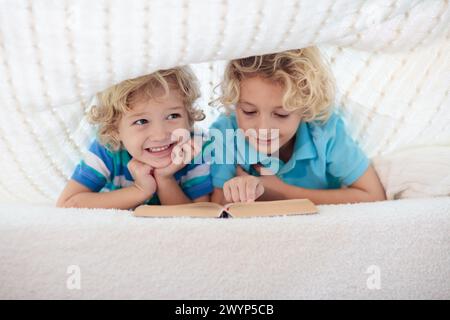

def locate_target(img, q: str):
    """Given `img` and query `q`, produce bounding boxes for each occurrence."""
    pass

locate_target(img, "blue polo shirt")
[207,111,370,190]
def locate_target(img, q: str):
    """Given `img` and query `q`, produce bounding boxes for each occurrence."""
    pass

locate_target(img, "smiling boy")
[57,67,213,209]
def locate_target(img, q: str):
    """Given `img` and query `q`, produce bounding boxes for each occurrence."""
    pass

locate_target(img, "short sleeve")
[210,163,236,188]
[207,114,237,188]
[71,140,113,191]
[179,163,214,199]
[325,116,370,186]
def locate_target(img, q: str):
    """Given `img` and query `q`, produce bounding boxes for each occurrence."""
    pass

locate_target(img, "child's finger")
[142,164,153,175]
[127,159,136,172]
[255,182,265,199]
[246,179,257,202]
[237,180,247,202]
[230,183,241,203]
[136,164,147,176]
[128,158,146,175]
[223,184,232,203]
[128,158,140,168]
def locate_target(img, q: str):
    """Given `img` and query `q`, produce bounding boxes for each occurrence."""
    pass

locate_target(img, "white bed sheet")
[1,197,449,299]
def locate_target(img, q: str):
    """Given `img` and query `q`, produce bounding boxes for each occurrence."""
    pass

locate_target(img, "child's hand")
[154,138,201,180]
[127,158,157,197]
[223,167,264,203]
[239,165,287,201]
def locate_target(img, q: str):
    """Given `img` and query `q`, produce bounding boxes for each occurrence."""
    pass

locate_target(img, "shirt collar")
[293,121,317,160]
[275,121,317,175]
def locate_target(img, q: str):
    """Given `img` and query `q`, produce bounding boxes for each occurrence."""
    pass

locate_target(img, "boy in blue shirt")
[57,67,212,209]
[209,48,386,205]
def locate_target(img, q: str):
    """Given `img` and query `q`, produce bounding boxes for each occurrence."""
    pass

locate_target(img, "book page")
[133,202,223,218]
[227,199,317,218]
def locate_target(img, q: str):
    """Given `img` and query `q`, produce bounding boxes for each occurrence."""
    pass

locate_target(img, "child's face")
[117,88,190,168]
[235,76,302,156]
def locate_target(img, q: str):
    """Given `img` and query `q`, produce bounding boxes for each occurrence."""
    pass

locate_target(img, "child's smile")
[144,142,177,157]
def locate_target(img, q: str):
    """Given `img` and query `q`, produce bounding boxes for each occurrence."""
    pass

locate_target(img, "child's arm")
[154,175,210,204]
[257,165,386,204]
[253,115,385,204]
[56,180,155,209]
[211,188,226,205]
[57,158,157,209]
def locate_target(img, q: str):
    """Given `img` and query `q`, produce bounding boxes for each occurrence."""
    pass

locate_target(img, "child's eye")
[242,110,257,116]
[133,119,148,126]
[167,113,181,120]
[274,113,289,118]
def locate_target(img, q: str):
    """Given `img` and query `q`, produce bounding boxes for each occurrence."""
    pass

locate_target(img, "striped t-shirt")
[71,139,213,205]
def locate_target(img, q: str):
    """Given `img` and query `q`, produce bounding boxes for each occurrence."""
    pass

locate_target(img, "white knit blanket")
[0,0,449,203]
[1,197,449,299]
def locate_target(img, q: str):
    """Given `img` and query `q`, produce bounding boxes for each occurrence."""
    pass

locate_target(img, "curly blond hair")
[88,66,205,150]
[215,47,335,122]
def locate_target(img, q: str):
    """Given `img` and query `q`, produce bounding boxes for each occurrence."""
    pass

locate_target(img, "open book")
[133,199,317,218]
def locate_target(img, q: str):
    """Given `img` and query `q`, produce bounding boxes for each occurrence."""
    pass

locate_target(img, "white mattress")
[1,197,449,299]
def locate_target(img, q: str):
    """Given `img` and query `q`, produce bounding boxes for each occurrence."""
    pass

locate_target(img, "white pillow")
[373,146,450,200]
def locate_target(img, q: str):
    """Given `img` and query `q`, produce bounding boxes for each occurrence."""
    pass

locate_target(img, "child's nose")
[258,115,273,131]
[149,122,168,141]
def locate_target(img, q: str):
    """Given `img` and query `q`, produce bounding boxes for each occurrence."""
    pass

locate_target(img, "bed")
[1,197,449,299]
